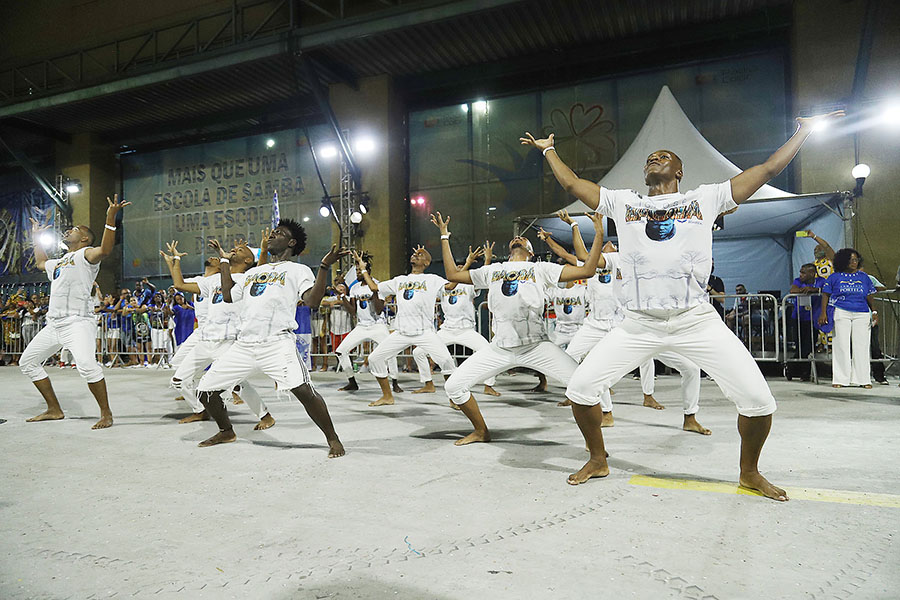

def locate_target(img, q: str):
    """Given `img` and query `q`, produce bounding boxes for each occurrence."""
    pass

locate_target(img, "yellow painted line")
[629,475,900,508]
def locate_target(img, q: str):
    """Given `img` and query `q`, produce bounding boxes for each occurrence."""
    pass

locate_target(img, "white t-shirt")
[328,303,353,335]
[349,279,383,327]
[585,252,623,326]
[185,276,210,328]
[469,261,564,349]
[441,284,477,330]
[377,273,446,336]
[196,272,246,342]
[596,182,735,311]
[231,261,315,343]
[549,283,587,335]
[45,247,101,320]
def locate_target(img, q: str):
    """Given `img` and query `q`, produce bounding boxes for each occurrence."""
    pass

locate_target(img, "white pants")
[832,307,871,386]
[551,325,579,349]
[368,330,455,380]
[334,323,398,379]
[172,339,269,418]
[170,331,198,369]
[567,303,775,417]
[445,340,578,404]
[20,317,103,384]
[198,335,312,394]
[411,327,497,386]
[565,320,614,410]
[638,353,701,415]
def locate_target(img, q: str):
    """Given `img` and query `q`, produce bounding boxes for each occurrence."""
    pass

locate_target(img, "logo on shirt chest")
[52,255,77,279]
[444,288,468,305]
[556,295,582,314]
[245,271,287,296]
[624,201,703,242]
[399,280,427,301]
[492,268,536,297]
[212,286,224,303]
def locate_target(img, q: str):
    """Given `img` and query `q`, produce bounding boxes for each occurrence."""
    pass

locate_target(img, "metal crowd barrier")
[722,293,780,361]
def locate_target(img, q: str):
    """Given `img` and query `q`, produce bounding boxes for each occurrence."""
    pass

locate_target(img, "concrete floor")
[0,364,898,600]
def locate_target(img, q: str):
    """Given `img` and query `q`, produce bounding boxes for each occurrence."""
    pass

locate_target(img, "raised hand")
[536,227,552,242]
[322,244,350,267]
[166,240,187,258]
[465,245,485,265]
[430,212,450,235]
[519,131,555,152]
[556,209,574,225]
[209,239,232,260]
[796,109,845,131]
[159,249,175,266]
[587,211,604,232]
[29,217,51,233]
[106,194,131,215]
[482,241,494,262]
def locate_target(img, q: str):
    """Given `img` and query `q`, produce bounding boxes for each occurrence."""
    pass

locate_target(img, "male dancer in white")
[20,195,129,429]
[433,211,604,446]
[333,252,402,393]
[169,256,215,401]
[524,109,844,498]
[411,243,501,398]
[161,241,273,429]
[540,218,709,435]
[194,219,345,455]
[354,246,458,406]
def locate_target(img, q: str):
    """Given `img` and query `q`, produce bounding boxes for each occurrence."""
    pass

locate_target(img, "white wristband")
[105,224,116,231]
[542,146,556,157]
[172,255,181,261]
[570,222,578,228]
[220,258,229,264]
[441,234,450,240]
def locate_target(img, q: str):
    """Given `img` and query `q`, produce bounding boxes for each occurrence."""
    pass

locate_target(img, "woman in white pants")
[819,248,877,388]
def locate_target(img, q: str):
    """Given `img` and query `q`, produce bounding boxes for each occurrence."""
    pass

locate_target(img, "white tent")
[527,86,848,297]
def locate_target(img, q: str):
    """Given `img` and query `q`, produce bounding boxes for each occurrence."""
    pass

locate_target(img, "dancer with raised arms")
[19,195,128,429]
[523,108,844,497]
[432,211,604,446]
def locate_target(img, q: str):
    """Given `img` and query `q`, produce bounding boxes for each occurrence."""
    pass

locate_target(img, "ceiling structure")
[0,0,793,168]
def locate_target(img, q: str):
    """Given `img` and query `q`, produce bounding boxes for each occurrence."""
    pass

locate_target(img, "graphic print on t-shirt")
[624,200,703,242]
[492,267,536,297]
[212,287,224,303]
[246,270,287,296]
[399,280,426,301]
[52,254,76,279]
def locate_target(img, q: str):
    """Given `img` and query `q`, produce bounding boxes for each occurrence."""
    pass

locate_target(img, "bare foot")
[739,471,788,501]
[643,394,665,410]
[528,382,548,393]
[449,401,462,411]
[412,381,436,394]
[339,381,359,392]
[862,384,872,389]
[328,439,345,458]
[178,411,209,424]
[683,415,711,435]
[174,395,185,401]
[253,413,276,430]
[601,412,614,427]
[392,381,404,393]
[483,385,501,396]
[26,410,65,422]
[368,396,395,407]
[199,430,237,447]
[832,384,844,388]
[557,398,572,407]
[231,392,244,405]
[567,458,610,485]
[92,414,113,429]
[454,429,490,446]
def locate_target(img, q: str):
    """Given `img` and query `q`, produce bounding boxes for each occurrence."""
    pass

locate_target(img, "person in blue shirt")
[170,293,195,347]
[818,248,877,388]
[786,263,826,381]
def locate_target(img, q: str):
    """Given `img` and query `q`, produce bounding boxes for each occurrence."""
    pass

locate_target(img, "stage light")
[350,211,363,224]
[39,232,55,247]
[319,198,332,218]
[354,136,376,155]
[319,144,338,159]
[302,216,310,223]
[265,138,275,148]
[460,104,469,113]
[472,100,488,114]
[851,163,870,179]
[417,196,425,206]
[812,120,829,132]
[488,206,497,211]
[882,103,900,126]
[65,181,81,194]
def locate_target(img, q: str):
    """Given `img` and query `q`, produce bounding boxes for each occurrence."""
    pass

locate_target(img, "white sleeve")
[602,252,619,274]
[378,277,398,298]
[44,259,58,281]
[230,276,245,302]
[540,262,566,286]
[596,187,617,218]
[296,266,315,301]
[708,182,737,215]
[469,265,490,290]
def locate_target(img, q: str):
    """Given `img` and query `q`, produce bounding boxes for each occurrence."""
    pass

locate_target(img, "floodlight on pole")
[319,144,338,159]
[350,211,363,224]
[319,198,332,218]
[882,103,900,126]
[353,136,376,156]
[65,180,82,194]
[265,138,276,148]
[851,163,870,197]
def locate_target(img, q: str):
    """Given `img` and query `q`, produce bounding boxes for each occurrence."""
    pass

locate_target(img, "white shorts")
[198,335,311,393]
[170,330,198,368]
[445,340,577,404]
[107,328,121,340]
[20,316,103,384]
[411,327,496,386]
[334,323,398,378]
[566,302,775,417]
[150,328,168,350]
[368,330,455,380]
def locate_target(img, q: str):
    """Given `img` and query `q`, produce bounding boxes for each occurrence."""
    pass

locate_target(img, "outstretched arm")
[352,250,381,294]
[29,218,51,272]
[85,195,131,264]
[258,227,270,266]
[730,111,844,205]
[556,209,590,262]
[537,227,578,266]
[805,230,836,261]
[445,245,483,290]
[161,241,200,295]
[482,241,494,266]
[431,212,473,284]
[559,213,606,282]
[520,132,601,209]
[208,239,237,302]
[302,245,349,307]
